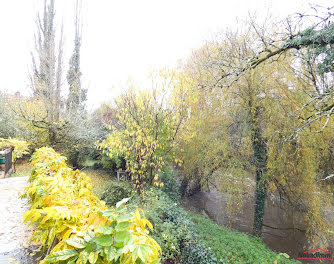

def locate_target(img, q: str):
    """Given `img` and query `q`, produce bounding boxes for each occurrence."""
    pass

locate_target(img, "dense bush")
[160,166,181,201]
[132,189,217,264]
[22,147,161,264]
[100,153,118,173]
[100,180,136,207]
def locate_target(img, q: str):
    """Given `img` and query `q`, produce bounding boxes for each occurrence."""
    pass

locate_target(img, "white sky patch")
[0,0,330,109]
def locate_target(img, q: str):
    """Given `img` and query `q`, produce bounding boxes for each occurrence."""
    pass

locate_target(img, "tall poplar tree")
[28,0,64,146]
[67,0,87,113]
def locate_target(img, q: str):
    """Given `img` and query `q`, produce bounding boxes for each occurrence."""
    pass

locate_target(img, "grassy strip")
[81,168,113,197]
[188,211,300,264]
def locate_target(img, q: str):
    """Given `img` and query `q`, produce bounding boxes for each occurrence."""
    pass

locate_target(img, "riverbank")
[5,166,324,263]
[187,211,298,263]
[182,188,334,263]
[92,172,300,263]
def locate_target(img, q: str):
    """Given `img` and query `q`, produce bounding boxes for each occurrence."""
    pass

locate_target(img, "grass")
[81,158,98,167]
[187,211,300,264]
[82,168,116,197]
[9,162,33,177]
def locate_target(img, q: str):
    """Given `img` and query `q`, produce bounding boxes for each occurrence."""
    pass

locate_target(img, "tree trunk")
[250,105,268,237]
[180,177,189,197]
[253,154,267,236]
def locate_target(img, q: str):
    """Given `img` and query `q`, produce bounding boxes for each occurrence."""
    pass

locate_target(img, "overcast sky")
[0,0,331,108]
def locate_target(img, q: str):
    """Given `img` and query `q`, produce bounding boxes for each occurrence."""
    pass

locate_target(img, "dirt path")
[0,176,37,264]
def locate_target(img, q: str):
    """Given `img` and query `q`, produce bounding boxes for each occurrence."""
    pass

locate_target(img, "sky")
[0,0,331,109]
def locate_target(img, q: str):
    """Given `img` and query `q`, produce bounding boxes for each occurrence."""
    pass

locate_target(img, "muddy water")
[183,189,333,264]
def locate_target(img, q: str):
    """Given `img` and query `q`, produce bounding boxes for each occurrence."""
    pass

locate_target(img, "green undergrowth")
[90,169,300,264]
[131,188,217,263]
[83,168,114,197]
[188,212,300,264]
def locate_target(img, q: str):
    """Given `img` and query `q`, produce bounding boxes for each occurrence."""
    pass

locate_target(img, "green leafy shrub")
[160,166,181,201]
[181,240,218,264]
[100,153,119,173]
[100,180,136,207]
[132,189,217,264]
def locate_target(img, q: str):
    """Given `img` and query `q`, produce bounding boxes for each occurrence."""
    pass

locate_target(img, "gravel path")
[0,176,37,264]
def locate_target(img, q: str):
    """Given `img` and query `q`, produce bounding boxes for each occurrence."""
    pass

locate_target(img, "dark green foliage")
[284,24,334,73]
[99,179,301,263]
[60,113,108,169]
[189,212,300,264]
[100,181,136,207]
[60,123,97,169]
[100,154,119,174]
[181,241,219,264]
[132,189,217,264]
[160,166,181,201]
[64,145,90,169]
[181,239,218,264]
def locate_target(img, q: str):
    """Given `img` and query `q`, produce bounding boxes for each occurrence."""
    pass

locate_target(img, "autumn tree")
[23,0,65,146]
[175,19,334,243]
[14,0,98,166]
[99,73,185,192]
[175,29,271,235]
[217,6,334,127]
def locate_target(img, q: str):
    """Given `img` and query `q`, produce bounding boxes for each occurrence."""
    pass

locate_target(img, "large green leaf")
[95,226,114,235]
[100,210,115,217]
[115,207,126,214]
[94,235,113,247]
[134,244,153,263]
[45,249,78,263]
[66,237,87,249]
[85,240,97,253]
[114,230,132,248]
[116,214,133,222]
[116,221,133,231]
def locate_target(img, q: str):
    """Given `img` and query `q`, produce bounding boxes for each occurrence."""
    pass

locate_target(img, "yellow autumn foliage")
[0,137,30,164]
[22,147,161,264]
